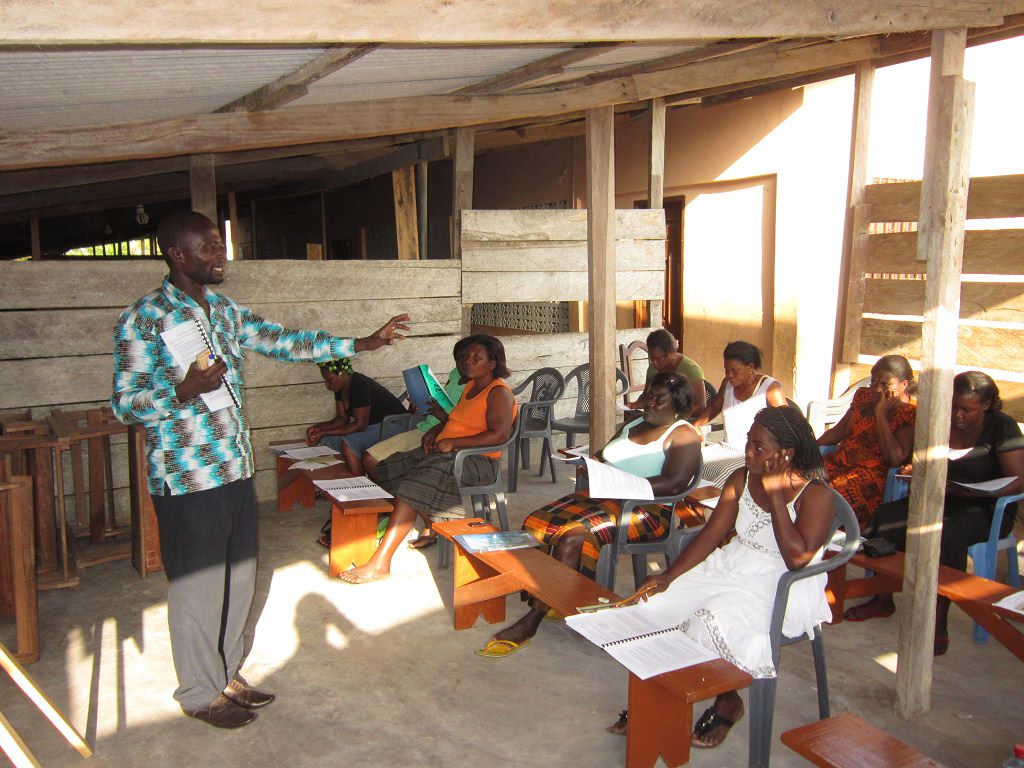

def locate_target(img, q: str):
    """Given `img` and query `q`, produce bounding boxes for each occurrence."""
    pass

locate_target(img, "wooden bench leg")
[451,544,509,630]
[276,459,317,513]
[627,674,693,768]
[329,505,380,577]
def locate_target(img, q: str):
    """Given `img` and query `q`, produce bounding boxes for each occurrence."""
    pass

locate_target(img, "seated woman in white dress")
[692,340,788,486]
[609,405,834,749]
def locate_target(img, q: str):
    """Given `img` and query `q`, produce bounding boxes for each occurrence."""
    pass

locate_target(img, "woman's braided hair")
[751,406,825,481]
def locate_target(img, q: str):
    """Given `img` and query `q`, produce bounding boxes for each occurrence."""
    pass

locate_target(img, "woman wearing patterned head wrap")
[306,357,406,458]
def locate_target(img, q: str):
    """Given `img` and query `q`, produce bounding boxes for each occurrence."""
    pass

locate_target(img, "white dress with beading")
[640,478,832,679]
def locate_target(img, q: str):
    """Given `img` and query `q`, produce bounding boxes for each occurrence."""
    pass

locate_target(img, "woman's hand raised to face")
[759,450,793,495]
[873,387,902,420]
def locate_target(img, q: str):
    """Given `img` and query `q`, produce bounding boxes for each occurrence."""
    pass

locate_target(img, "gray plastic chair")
[550,364,629,450]
[589,451,705,591]
[436,411,522,568]
[380,390,424,440]
[747,489,861,768]
[509,367,566,492]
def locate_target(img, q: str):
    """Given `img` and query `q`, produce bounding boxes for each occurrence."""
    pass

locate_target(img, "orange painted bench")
[826,551,1024,661]
[328,498,393,577]
[782,712,947,767]
[434,518,752,768]
[273,447,349,513]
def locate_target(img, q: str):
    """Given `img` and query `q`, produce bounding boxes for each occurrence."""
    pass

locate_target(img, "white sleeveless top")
[601,417,694,478]
[722,375,778,452]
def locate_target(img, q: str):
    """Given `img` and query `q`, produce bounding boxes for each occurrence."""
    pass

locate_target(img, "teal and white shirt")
[112,278,355,495]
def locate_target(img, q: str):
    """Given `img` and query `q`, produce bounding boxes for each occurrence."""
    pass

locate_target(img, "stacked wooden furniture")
[434,517,753,768]
[0,476,38,662]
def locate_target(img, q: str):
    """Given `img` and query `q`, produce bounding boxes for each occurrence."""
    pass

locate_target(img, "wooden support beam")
[4,2,1004,44]
[836,61,875,370]
[216,45,378,112]
[586,106,617,449]
[454,43,624,95]
[189,154,217,222]
[648,98,666,210]
[895,28,973,720]
[416,160,428,259]
[392,165,419,260]
[0,37,880,171]
[28,215,40,260]
[452,127,474,260]
[227,191,240,259]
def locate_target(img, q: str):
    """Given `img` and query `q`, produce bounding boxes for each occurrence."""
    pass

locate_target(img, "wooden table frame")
[827,551,1024,660]
[274,450,349,513]
[434,518,752,768]
[0,477,38,663]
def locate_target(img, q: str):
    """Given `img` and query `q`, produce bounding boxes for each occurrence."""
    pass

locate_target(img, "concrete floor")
[1,461,1018,768]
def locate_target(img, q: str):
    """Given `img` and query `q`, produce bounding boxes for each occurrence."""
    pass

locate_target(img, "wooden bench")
[328,498,393,577]
[274,448,349,513]
[781,712,947,767]
[434,517,753,768]
[0,476,38,663]
[827,551,1024,661]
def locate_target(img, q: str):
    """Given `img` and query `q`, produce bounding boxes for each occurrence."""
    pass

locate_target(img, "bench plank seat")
[781,712,947,768]
[827,551,1024,660]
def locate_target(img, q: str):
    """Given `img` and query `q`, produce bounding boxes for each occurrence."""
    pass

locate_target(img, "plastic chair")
[883,471,1022,643]
[587,452,705,591]
[509,368,565,492]
[806,377,870,437]
[618,340,648,405]
[748,489,861,768]
[380,391,424,440]
[437,411,522,569]
[550,364,629,450]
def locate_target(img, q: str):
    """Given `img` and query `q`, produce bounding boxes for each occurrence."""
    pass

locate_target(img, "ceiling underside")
[1,1,1023,232]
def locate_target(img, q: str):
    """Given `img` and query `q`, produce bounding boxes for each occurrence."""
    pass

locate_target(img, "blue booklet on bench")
[453,531,541,554]
[402,364,456,416]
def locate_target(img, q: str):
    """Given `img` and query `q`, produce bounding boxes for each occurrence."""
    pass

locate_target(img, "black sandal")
[316,519,331,549]
[606,710,628,736]
[692,706,738,749]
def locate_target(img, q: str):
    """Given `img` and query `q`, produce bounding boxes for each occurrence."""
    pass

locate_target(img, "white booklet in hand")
[566,601,718,679]
[549,454,654,500]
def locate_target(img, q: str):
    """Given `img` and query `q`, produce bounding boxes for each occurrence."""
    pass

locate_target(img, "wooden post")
[392,164,419,260]
[227,191,240,259]
[586,106,617,449]
[453,127,475,334]
[648,97,666,210]
[416,159,428,259]
[29,215,40,260]
[189,154,217,223]
[895,28,973,719]
[834,61,875,389]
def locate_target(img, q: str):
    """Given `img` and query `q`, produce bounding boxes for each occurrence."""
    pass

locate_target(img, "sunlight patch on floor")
[874,651,899,674]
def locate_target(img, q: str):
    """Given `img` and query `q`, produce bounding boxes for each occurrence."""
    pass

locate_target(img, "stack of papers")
[281,445,339,460]
[270,441,308,453]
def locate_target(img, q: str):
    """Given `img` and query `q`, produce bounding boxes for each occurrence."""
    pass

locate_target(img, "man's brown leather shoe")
[223,676,275,709]
[183,694,257,729]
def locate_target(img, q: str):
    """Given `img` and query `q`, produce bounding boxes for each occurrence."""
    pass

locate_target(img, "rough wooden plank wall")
[863,174,1024,222]
[866,229,1024,275]
[462,208,666,304]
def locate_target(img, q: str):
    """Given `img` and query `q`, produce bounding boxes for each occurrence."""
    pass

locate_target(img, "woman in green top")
[626,329,706,417]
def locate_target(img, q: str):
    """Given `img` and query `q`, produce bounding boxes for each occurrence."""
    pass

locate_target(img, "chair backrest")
[769,488,861,661]
[806,377,870,437]
[453,410,522,494]
[516,367,565,431]
[563,364,629,420]
[618,340,648,398]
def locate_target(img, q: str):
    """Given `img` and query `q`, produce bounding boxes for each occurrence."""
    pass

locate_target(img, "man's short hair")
[156,210,216,262]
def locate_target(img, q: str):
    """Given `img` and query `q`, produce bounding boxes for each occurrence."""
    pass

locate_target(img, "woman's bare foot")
[337,563,389,584]
[492,607,545,646]
[692,691,744,749]
[843,595,896,622]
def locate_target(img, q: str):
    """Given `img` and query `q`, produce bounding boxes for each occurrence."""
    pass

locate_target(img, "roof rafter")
[1,0,1013,44]
[215,44,379,112]
[452,43,626,95]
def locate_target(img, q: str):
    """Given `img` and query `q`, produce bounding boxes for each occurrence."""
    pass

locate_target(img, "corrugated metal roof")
[0,48,333,129]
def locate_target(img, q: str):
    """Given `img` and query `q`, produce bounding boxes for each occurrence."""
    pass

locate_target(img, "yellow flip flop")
[476,639,529,657]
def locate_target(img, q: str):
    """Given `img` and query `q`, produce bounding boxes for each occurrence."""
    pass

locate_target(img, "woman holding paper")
[336,335,517,584]
[607,405,835,748]
[477,372,702,656]
[844,371,1024,655]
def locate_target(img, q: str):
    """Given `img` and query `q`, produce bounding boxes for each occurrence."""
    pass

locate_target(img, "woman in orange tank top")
[338,335,517,584]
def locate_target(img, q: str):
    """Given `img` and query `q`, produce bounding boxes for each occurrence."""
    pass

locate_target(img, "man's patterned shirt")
[112,278,355,495]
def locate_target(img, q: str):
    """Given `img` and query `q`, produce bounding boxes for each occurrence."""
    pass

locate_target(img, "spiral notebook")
[160,316,240,411]
[565,601,718,679]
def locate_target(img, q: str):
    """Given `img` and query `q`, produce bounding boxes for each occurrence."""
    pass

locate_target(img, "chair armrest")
[452,414,521,482]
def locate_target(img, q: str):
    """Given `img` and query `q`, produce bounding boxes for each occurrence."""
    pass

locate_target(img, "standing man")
[111,210,408,729]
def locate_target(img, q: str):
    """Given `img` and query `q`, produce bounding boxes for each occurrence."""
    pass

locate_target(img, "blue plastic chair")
[883,471,1022,643]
